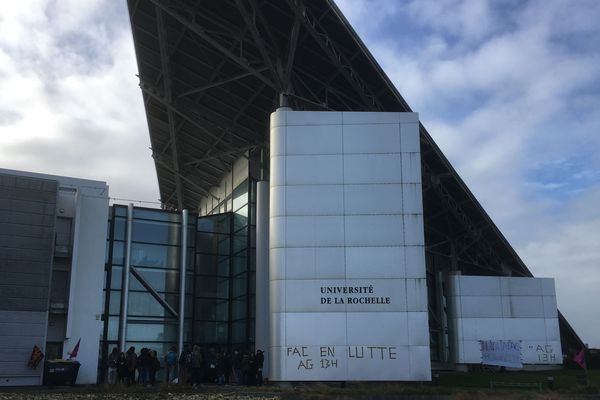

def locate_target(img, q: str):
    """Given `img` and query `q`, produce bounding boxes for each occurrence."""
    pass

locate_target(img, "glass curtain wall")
[194,178,256,351]
[101,206,195,380]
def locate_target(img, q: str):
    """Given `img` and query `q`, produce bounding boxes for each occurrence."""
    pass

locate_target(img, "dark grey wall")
[0,173,57,385]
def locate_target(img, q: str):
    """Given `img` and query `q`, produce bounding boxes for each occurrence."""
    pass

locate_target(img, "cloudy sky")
[1,1,599,347]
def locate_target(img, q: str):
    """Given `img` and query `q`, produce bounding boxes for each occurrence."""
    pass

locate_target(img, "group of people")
[106,346,166,386]
[106,345,265,387]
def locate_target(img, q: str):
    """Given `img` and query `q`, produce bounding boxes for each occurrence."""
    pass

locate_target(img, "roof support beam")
[150,0,278,91]
[234,0,283,90]
[184,145,257,167]
[284,15,301,90]
[285,0,382,111]
[140,81,254,146]
[178,68,267,98]
[153,153,220,201]
[156,8,184,210]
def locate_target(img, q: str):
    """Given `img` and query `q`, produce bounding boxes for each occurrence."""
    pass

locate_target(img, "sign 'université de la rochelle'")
[268,109,431,381]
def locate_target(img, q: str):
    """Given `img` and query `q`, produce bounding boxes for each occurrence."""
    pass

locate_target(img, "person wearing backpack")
[164,346,178,384]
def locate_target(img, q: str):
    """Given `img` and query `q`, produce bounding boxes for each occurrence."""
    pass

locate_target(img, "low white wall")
[447,275,562,365]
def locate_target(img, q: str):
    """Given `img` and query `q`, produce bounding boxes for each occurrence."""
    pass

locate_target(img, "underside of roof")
[127,0,583,350]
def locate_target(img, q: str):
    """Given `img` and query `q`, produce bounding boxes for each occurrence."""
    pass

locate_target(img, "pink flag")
[574,349,586,369]
[68,339,81,359]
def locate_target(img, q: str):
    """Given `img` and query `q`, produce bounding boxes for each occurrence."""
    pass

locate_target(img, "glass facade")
[101,206,195,379]
[100,151,261,381]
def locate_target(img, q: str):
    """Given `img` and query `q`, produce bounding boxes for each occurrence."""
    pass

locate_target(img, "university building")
[0,0,583,385]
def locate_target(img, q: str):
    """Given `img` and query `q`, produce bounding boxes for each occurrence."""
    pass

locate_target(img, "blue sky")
[0,0,599,347]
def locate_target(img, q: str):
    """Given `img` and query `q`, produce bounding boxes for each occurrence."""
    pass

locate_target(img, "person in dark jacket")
[179,347,192,385]
[232,349,242,385]
[148,350,160,386]
[125,347,137,386]
[255,350,264,386]
[190,345,203,388]
[117,352,128,384]
[247,352,257,386]
[137,348,150,385]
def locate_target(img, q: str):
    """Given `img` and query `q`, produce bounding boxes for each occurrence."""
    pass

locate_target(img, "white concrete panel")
[402,183,422,215]
[403,214,424,246]
[501,277,542,296]
[405,246,426,278]
[270,248,286,280]
[458,276,501,296]
[408,346,432,380]
[286,155,343,185]
[344,154,402,184]
[545,318,561,341]
[460,318,504,341]
[271,126,286,156]
[400,123,420,153]
[407,312,429,346]
[460,341,483,364]
[270,280,286,313]
[504,318,546,340]
[270,156,286,187]
[269,216,286,249]
[399,112,419,123]
[270,109,287,128]
[406,278,428,312]
[501,296,513,318]
[541,278,556,296]
[286,111,342,126]
[401,153,421,184]
[285,248,315,279]
[315,247,346,279]
[345,246,405,279]
[508,296,545,318]
[286,124,342,155]
[268,346,285,381]
[286,185,344,216]
[286,216,345,247]
[344,184,404,215]
[342,111,400,124]
[542,296,558,318]
[344,278,406,312]
[347,345,411,380]
[270,313,286,347]
[286,312,347,346]
[343,124,400,154]
[347,312,408,345]
[461,296,503,318]
[345,215,404,246]
[270,186,286,217]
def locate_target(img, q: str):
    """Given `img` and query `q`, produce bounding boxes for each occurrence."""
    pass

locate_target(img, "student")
[125,347,137,386]
[164,346,178,384]
[107,347,119,385]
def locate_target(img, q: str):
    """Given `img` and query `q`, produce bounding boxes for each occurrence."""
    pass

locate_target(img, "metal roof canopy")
[127,0,583,350]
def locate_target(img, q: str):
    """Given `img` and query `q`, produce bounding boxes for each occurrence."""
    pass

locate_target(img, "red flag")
[574,349,587,369]
[68,339,81,359]
[28,345,44,368]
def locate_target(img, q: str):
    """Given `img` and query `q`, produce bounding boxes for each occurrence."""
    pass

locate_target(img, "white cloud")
[340,0,600,346]
[0,0,158,203]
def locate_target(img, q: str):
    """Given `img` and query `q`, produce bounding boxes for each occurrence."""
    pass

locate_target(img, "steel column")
[118,203,134,352]
[178,209,188,362]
